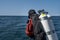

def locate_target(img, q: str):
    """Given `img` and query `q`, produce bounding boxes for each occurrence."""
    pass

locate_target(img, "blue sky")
[0,0,60,16]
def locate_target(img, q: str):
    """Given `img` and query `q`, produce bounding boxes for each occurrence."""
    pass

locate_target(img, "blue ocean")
[0,16,60,40]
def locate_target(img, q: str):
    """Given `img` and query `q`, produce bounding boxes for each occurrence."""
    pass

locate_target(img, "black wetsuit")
[31,14,46,40]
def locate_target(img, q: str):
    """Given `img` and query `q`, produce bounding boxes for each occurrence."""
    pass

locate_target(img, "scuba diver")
[25,9,36,40]
[25,9,46,40]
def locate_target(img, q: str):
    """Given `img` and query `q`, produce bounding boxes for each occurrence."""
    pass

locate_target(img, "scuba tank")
[39,12,59,40]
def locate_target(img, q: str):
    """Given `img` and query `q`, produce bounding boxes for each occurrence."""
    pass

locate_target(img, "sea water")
[0,16,60,40]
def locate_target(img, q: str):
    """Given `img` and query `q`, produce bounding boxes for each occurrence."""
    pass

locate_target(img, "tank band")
[46,30,55,35]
